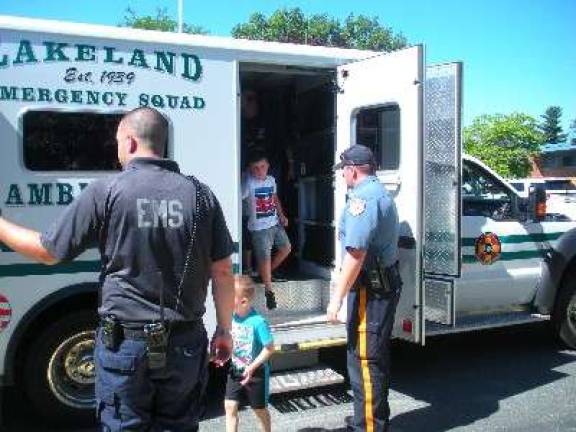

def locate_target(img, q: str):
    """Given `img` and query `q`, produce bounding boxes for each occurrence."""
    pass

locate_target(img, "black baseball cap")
[334,145,376,170]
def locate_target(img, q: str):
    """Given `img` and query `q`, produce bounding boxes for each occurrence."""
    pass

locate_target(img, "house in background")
[531,142,576,180]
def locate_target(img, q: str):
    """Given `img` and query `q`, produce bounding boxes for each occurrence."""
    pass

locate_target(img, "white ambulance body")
[1,15,575,421]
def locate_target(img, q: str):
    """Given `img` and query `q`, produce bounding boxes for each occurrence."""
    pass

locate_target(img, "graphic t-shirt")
[230,308,274,375]
[242,175,278,232]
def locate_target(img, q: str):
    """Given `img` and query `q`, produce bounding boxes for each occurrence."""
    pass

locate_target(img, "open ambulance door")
[335,46,425,343]
[422,63,463,341]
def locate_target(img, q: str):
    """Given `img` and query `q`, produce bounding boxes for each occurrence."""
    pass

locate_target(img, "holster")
[359,260,401,298]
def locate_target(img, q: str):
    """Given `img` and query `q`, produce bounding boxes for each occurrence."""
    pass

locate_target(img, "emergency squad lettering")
[4,182,89,206]
[254,186,275,219]
[0,38,207,110]
[0,40,203,81]
[136,198,184,228]
[0,86,206,111]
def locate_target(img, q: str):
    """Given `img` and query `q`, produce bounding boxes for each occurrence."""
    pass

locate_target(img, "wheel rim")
[47,330,96,410]
[568,299,576,328]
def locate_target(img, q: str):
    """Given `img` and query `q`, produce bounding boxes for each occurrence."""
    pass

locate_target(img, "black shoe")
[265,290,277,310]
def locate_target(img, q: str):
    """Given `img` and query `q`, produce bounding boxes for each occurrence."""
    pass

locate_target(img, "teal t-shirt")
[230,308,274,375]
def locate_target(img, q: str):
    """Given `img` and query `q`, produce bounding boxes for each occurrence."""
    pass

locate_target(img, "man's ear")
[128,136,138,154]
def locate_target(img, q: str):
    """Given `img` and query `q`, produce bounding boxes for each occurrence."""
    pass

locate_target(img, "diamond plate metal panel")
[252,279,331,324]
[424,278,454,325]
[424,63,461,276]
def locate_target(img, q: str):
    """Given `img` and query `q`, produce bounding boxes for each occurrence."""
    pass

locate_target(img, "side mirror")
[528,184,547,222]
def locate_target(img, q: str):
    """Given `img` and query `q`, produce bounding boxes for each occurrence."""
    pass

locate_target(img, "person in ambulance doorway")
[327,144,403,432]
[0,107,235,431]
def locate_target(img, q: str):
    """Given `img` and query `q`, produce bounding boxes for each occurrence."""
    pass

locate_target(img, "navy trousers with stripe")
[346,280,401,432]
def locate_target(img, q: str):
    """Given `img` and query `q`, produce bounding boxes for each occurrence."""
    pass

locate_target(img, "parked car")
[509,177,576,220]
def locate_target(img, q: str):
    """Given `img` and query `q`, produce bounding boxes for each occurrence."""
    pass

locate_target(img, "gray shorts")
[251,225,291,262]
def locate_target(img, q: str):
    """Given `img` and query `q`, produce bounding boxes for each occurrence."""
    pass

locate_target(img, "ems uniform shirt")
[241,174,279,232]
[40,157,234,323]
[338,176,399,268]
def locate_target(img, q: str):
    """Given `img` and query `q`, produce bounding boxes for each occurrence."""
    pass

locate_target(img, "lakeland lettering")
[0,86,206,110]
[0,40,203,81]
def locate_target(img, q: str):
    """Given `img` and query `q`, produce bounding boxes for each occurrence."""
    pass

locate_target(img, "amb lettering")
[0,40,203,82]
[4,182,89,206]
[137,199,184,228]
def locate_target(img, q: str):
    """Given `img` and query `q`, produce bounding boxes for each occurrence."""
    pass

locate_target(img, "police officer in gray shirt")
[328,145,402,432]
[0,107,235,431]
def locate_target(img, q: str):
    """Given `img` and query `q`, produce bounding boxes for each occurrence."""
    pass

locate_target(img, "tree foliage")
[539,105,567,144]
[121,7,208,34]
[464,113,545,178]
[232,8,407,51]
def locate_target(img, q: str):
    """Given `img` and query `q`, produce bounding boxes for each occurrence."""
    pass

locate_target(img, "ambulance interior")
[240,64,400,326]
[239,64,336,325]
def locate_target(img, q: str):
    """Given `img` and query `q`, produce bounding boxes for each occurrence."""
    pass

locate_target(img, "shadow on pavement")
[390,322,573,431]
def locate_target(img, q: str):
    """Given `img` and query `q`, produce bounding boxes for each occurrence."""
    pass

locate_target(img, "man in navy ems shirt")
[0,107,235,431]
[327,145,403,432]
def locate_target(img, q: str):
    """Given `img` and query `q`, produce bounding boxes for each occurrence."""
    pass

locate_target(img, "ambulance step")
[426,310,549,336]
[270,365,345,395]
[273,322,347,352]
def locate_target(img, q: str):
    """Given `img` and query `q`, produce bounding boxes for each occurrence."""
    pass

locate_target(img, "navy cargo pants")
[346,268,402,432]
[94,323,208,432]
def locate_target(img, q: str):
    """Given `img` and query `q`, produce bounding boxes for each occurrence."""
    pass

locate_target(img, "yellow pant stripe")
[358,287,374,432]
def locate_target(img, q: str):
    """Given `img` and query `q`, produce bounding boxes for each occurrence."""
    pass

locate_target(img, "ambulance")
[1,15,575,422]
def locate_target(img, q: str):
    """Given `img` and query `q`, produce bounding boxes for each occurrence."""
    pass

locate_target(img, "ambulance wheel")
[555,274,576,350]
[22,310,98,424]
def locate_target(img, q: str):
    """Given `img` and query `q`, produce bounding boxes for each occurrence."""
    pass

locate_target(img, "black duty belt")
[102,320,200,340]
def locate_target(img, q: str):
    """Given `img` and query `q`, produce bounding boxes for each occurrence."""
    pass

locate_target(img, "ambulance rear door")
[421,63,463,341]
[335,45,424,343]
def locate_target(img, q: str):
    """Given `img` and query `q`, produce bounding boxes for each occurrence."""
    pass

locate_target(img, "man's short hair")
[121,107,168,156]
[235,275,256,300]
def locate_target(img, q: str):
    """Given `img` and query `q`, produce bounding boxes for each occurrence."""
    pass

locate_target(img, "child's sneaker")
[265,289,277,310]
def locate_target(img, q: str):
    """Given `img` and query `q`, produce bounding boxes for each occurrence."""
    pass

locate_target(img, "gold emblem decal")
[475,232,502,265]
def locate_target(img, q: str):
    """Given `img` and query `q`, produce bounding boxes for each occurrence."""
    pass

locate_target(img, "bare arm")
[273,193,288,226]
[327,248,367,323]
[210,255,235,331]
[0,217,58,265]
[248,344,275,370]
[241,344,275,385]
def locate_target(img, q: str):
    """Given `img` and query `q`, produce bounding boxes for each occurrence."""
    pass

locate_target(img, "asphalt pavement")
[2,322,575,431]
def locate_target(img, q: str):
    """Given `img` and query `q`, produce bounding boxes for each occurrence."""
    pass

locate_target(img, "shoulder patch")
[348,197,366,216]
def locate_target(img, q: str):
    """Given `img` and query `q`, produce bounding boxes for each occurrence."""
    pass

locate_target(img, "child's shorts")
[225,368,269,409]
[251,224,290,261]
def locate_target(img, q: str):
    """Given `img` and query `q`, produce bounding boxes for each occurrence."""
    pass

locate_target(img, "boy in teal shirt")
[225,276,275,432]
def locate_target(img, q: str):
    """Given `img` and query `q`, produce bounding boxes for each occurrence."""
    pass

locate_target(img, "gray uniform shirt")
[41,157,234,323]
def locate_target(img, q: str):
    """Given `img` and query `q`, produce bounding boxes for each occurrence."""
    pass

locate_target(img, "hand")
[326,298,342,324]
[209,327,232,367]
[240,365,255,386]
[279,214,289,227]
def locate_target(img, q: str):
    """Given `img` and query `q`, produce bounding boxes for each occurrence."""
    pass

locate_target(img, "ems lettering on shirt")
[137,198,184,228]
[254,187,276,219]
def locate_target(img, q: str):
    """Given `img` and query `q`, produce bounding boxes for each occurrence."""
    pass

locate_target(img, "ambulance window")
[23,111,123,171]
[355,105,400,170]
[462,162,515,220]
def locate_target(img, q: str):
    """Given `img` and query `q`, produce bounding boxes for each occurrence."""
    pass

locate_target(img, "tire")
[22,310,98,424]
[555,274,576,350]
